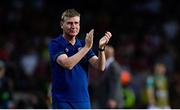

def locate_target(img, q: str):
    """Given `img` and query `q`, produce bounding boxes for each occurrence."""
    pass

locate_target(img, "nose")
[71,23,76,28]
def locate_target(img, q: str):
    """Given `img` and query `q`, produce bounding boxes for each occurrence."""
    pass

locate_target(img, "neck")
[63,34,76,45]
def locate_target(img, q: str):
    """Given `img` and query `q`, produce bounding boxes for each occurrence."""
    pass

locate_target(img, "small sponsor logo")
[65,48,69,52]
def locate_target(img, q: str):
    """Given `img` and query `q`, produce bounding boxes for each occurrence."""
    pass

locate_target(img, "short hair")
[61,9,80,21]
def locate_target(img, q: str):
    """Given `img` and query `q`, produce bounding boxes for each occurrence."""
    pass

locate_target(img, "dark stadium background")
[0,0,180,108]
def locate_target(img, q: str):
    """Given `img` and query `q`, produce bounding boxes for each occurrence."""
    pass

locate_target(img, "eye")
[67,22,72,25]
[75,22,79,25]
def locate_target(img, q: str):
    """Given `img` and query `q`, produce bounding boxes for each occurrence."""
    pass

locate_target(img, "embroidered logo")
[65,48,69,52]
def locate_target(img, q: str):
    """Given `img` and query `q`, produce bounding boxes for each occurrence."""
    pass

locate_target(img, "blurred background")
[0,0,180,108]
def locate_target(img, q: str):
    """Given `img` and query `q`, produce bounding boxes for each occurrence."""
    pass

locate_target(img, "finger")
[86,33,89,37]
[105,33,111,38]
[89,29,94,34]
[106,31,112,37]
[106,31,112,36]
[105,33,111,39]
[88,29,94,38]
[103,36,109,44]
[90,30,94,38]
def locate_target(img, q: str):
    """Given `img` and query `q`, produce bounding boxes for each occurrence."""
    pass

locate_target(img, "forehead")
[63,16,80,22]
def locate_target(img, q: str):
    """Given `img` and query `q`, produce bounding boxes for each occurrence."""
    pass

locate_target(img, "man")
[146,62,170,109]
[48,9,112,109]
[95,45,124,108]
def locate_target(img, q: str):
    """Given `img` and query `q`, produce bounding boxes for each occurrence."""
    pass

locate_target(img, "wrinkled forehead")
[63,16,80,22]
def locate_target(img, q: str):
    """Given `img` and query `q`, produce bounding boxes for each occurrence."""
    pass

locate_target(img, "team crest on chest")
[65,48,69,52]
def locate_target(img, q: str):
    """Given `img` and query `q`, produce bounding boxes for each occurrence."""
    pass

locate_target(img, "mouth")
[69,30,77,33]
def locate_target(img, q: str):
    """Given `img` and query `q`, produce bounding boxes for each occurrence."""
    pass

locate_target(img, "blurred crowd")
[0,0,180,108]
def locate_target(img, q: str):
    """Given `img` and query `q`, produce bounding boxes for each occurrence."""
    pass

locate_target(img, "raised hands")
[85,29,112,49]
[99,31,112,49]
[85,29,94,49]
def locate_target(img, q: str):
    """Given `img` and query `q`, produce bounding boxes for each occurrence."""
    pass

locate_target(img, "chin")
[69,33,78,37]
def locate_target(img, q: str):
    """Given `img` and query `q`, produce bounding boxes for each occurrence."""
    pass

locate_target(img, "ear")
[60,21,63,29]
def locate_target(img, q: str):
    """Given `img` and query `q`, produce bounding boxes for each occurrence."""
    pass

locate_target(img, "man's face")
[155,64,166,75]
[61,16,80,37]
